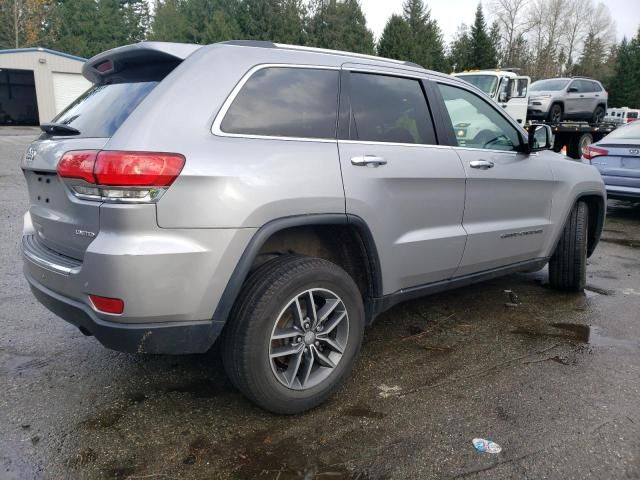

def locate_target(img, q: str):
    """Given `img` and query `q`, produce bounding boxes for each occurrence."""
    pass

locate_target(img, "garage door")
[52,72,91,114]
[0,68,39,126]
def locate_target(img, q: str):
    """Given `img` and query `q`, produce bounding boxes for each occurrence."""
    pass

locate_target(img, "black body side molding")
[212,214,383,326]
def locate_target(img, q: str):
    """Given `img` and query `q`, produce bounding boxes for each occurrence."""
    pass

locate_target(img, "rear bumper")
[26,272,223,354]
[601,176,640,201]
[604,184,640,200]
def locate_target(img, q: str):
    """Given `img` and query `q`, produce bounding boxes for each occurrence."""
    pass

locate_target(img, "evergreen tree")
[151,0,240,44]
[573,32,607,78]
[608,33,640,108]
[149,0,190,42]
[489,20,501,66]
[47,0,149,57]
[469,3,496,69]
[377,14,412,61]
[307,0,375,54]
[398,0,447,71]
[448,24,473,72]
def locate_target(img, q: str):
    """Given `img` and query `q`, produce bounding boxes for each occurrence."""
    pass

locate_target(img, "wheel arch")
[579,194,605,257]
[212,214,383,326]
[552,193,605,258]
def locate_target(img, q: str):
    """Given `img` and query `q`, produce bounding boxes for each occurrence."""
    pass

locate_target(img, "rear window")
[220,67,339,139]
[51,82,158,138]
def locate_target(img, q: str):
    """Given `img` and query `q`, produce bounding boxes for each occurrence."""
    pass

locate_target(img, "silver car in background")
[528,77,608,123]
[584,121,640,201]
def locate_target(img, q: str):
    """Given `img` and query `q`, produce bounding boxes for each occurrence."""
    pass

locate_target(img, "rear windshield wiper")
[40,123,80,136]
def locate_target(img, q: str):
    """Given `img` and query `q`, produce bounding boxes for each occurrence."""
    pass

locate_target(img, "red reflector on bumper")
[89,294,124,314]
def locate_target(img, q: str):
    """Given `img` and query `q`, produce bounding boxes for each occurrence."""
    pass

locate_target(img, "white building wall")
[0,49,91,123]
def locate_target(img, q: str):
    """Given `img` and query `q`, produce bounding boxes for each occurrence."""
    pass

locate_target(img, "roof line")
[0,47,86,62]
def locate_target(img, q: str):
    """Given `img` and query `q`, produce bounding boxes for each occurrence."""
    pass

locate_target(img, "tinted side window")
[348,73,435,144]
[591,81,603,92]
[437,83,521,151]
[221,67,339,139]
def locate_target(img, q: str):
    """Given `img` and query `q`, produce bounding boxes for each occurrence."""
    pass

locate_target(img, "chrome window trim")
[343,63,428,81]
[338,139,451,150]
[212,63,340,143]
[273,43,410,67]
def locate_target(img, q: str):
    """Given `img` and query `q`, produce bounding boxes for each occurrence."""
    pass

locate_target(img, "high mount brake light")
[56,150,185,203]
[583,146,608,161]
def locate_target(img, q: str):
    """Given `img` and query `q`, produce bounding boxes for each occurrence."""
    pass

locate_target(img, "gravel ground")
[1,128,639,479]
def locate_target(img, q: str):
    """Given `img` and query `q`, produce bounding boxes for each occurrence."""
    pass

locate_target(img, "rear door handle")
[351,155,387,167]
[470,159,494,170]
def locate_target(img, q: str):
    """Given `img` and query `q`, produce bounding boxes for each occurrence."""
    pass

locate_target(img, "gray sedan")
[584,121,640,201]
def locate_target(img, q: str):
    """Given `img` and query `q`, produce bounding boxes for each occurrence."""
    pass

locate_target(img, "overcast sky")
[360,0,640,43]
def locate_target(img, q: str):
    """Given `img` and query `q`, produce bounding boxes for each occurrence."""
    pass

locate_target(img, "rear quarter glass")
[50,82,158,138]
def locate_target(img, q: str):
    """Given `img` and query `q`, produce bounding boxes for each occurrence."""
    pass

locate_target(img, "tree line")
[0,0,638,108]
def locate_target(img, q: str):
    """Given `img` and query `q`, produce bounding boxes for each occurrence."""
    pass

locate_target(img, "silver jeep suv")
[21,41,606,413]
[528,77,608,123]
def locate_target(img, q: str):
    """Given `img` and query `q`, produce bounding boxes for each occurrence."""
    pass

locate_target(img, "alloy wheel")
[269,288,349,390]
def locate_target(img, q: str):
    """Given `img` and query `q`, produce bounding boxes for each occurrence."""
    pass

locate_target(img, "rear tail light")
[583,146,608,161]
[89,294,124,314]
[56,150,185,203]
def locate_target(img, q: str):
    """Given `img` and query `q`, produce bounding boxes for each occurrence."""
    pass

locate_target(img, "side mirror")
[568,87,579,93]
[527,124,553,152]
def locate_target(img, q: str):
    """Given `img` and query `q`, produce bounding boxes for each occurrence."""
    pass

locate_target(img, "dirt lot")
[1,128,639,479]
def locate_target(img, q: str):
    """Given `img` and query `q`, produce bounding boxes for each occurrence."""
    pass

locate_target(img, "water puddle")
[511,323,640,351]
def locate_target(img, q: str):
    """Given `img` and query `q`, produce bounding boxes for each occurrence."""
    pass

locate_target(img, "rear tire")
[548,103,563,123]
[549,202,589,291]
[567,133,593,159]
[221,255,364,414]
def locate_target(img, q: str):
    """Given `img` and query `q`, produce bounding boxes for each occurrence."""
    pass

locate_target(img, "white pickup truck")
[452,69,531,125]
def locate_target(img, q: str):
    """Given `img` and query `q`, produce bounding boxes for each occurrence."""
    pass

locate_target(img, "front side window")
[347,72,435,144]
[221,67,339,139]
[438,83,521,151]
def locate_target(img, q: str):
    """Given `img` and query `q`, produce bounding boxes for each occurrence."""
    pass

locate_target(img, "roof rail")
[273,43,424,69]
[217,40,426,70]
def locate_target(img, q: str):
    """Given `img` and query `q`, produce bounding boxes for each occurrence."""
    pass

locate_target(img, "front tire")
[221,255,364,414]
[549,202,589,291]
[548,103,563,123]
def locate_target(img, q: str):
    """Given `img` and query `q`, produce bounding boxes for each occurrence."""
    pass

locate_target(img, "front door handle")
[351,155,387,167]
[470,159,494,170]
